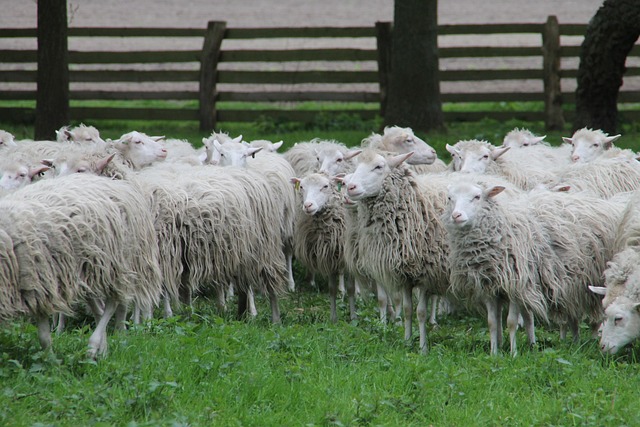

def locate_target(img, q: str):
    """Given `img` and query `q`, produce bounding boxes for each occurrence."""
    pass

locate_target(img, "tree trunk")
[385,0,444,132]
[574,0,640,134]
[34,0,69,140]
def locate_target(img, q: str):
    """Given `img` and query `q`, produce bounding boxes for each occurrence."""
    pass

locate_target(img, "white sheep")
[501,128,547,148]
[445,139,568,190]
[1,174,163,358]
[361,126,445,173]
[562,127,625,163]
[0,130,17,148]
[291,172,356,322]
[344,149,451,353]
[0,158,49,191]
[56,123,106,145]
[589,190,640,354]
[444,180,627,354]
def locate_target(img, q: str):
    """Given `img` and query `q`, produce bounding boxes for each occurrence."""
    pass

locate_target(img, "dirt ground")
[2,1,605,28]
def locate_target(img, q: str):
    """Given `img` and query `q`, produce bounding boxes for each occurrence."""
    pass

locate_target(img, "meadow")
[2,111,640,426]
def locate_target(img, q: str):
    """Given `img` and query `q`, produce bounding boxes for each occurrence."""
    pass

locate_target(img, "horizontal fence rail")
[1,18,640,130]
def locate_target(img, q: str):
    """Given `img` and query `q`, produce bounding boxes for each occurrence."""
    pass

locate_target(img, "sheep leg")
[114,304,128,331]
[328,275,338,323]
[215,285,227,313]
[87,299,118,359]
[338,273,346,300]
[132,306,141,324]
[162,291,173,318]
[376,283,388,323]
[268,291,281,324]
[36,314,52,350]
[416,288,429,355]
[403,285,413,343]
[53,313,66,335]
[346,276,357,321]
[506,301,520,357]
[569,317,580,343]
[393,289,403,323]
[248,286,258,317]
[521,309,536,347]
[286,253,295,292]
[226,283,234,301]
[485,297,501,356]
[87,298,105,322]
[428,295,439,326]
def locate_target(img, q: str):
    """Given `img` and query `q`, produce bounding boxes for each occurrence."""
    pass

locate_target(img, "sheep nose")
[600,344,606,351]
[571,155,580,162]
[304,202,313,209]
[452,212,462,220]
[347,184,357,192]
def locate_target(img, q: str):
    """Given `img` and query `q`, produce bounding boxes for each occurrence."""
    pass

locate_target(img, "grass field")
[2,112,640,426]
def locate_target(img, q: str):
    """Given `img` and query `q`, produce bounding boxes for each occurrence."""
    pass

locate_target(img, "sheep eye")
[322,184,329,189]
[482,155,489,159]
[593,143,600,148]
[523,143,529,147]
[406,139,414,144]
[18,173,26,178]
[473,195,481,201]
[614,316,623,325]
[336,158,343,162]
[374,165,383,170]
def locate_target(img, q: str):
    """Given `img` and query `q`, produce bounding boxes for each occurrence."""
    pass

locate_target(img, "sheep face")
[563,128,621,163]
[344,151,411,201]
[201,137,222,165]
[0,130,16,148]
[445,182,505,227]
[0,164,49,190]
[455,144,509,174]
[293,173,333,215]
[383,126,437,165]
[115,131,167,169]
[502,128,546,148]
[599,296,640,354]
[213,137,262,167]
[317,147,361,176]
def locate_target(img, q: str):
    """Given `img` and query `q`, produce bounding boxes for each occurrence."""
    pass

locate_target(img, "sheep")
[549,157,640,199]
[284,138,360,178]
[444,180,627,354]
[361,125,447,174]
[249,139,284,153]
[1,174,163,358]
[162,138,208,166]
[0,130,16,148]
[445,139,569,190]
[589,190,640,354]
[291,172,356,322]
[562,127,627,163]
[0,158,49,191]
[343,149,452,353]
[213,137,297,297]
[56,123,106,145]
[501,128,547,148]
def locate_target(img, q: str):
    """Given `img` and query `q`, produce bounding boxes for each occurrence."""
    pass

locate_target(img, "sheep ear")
[532,136,546,144]
[41,159,54,167]
[149,135,165,142]
[202,137,209,146]
[272,141,284,151]
[212,139,223,151]
[562,137,573,145]
[445,144,458,156]
[95,153,116,174]
[486,186,505,198]
[588,286,607,296]
[232,135,243,144]
[604,134,621,149]
[332,173,346,182]
[554,185,571,192]
[388,152,413,169]
[491,146,510,160]
[247,146,263,158]
[344,149,362,160]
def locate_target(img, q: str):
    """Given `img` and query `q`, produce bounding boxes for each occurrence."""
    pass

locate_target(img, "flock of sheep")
[1,123,639,359]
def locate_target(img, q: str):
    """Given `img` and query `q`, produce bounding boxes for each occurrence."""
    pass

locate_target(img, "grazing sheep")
[291,173,356,322]
[1,174,162,358]
[344,149,451,353]
[445,139,568,190]
[0,130,16,148]
[501,128,547,148]
[562,127,626,163]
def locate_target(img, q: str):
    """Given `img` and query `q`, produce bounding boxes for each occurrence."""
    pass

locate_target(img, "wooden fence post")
[375,22,392,120]
[199,21,226,131]
[542,15,564,130]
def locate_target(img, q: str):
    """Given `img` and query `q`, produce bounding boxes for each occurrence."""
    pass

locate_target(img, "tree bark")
[574,0,640,133]
[34,0,69,140]
[384,0,444,132]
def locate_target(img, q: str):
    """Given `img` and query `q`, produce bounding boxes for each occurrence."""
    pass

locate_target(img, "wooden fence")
[1,17,639,130]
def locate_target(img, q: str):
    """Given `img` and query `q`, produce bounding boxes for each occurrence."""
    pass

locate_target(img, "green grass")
[2,111,640,425]
[2,292,640,427]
